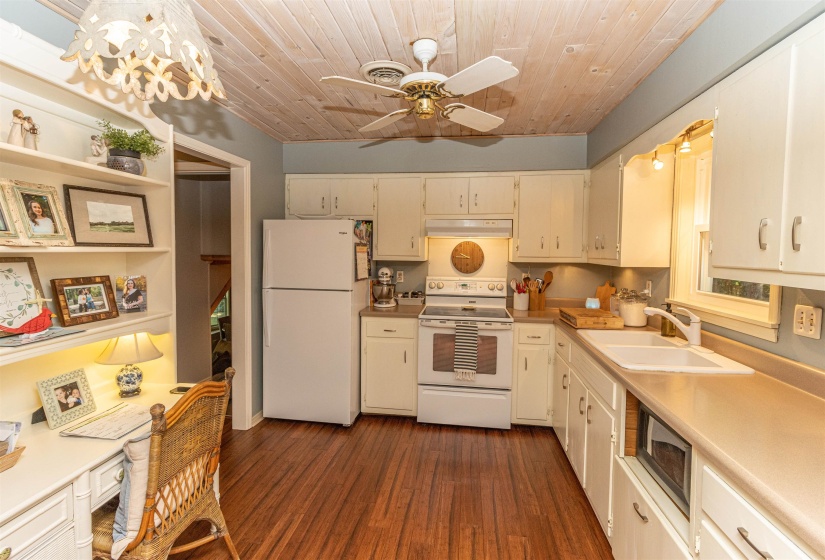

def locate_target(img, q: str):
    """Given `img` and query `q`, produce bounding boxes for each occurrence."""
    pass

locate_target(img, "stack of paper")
[0,421,22,454]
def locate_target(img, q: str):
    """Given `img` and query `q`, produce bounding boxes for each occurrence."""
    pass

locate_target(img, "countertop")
[360,304,424,318]
[553,320,825,558]
[508,308,560,323]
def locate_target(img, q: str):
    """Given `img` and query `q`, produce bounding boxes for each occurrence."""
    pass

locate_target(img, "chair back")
[138,368,234,543]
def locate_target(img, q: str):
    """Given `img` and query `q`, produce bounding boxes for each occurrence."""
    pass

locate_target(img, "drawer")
[0,485,73,559]
[90,452,125,509]
[570,343,617,410]
[365,319,416,339]
[555,330,573,362]
[701,467,810,560]
[518,326,551,345]
[18,525,74,560]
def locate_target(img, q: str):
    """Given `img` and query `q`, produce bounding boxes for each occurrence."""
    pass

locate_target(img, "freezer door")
[263,219,356,290]
[262,288,356,424]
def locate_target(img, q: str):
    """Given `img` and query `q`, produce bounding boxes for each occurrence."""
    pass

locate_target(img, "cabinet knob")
[116,468,125,482]
[0,547,11,560]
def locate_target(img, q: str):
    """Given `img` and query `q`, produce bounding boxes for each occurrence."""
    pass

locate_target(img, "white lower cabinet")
[612,457,692,560]
[567,372,588,484]
[361,318,417,416]
[551,354,570,449]
[0,485,74,560]
[511,325,554,426]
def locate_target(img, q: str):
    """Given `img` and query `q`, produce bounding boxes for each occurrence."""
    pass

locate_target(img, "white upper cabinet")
[710,16,825,290]
[288,177,331,217]
[424,175,515,215]
[512,172,586,262]
[469,176,515,214]
[331,178,374,217]
[375,177,426,260]
[587,156,622,262]
[424,177,469,215]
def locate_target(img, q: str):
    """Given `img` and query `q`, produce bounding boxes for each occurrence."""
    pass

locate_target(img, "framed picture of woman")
[1,179,73,246]
[0,188,20,243]
[115,275,147,313]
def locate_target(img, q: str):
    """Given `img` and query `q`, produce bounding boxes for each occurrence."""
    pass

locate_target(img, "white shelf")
[0,311,173,367]
[0,143,169,189]
[0,246,171,253]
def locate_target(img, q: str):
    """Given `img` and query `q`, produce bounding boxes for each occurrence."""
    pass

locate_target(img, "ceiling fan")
[321,39,519,133]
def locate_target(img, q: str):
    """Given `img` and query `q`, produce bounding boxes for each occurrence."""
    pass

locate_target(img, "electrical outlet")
[396,271,404,283]
[793,304,822,339]
[645,280,653,295]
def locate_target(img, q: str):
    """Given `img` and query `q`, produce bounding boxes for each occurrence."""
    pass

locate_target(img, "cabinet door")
[332,178,374,217]
[364,338,415,411]
[611,457,639,560]
[516,175,553,258]
[288,178,331,216]
[376,178,424,259]
[583,393,615,536]
[711,46,792,271]
[588,155,621,261]
[469,176,515,214]
[781,27,825,277]
[552,354,570,449]
[567,372,587,485]
[425,177,468,214]
[514,345,550,423]
[548,173,584,258]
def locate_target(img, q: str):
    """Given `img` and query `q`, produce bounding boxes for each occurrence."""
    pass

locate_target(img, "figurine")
[7,109,25,147]
[86,134,109,166]
[22,116,38,151]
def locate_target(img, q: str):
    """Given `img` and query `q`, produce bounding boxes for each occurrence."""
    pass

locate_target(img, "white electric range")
[417,277,514,429]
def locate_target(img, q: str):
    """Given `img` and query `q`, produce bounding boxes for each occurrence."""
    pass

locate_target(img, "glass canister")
[610,288,629,315]
[619,290,650,327]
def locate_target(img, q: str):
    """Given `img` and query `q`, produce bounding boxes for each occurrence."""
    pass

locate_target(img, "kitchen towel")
[454,322,478,381]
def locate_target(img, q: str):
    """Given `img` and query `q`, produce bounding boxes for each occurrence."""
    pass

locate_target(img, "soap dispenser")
[660,303,677,337]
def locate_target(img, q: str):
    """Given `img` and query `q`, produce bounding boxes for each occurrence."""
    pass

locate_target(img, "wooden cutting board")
[595,281,615,311]
[559,308,624,329]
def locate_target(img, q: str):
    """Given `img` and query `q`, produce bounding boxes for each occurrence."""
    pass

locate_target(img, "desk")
[0,384,185,559]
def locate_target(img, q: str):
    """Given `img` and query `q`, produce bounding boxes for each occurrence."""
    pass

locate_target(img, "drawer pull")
[384,329,397,332]
[0,547,10,560]
[562,374,567,390]
[737,527,773,559]
[758,218,768,250]
[791,216,802,251]
[632,502,648,523]
[116,468,125,482]
[578,397,584,415]
[524,357,527,370]
[404,350,407,364]
[557,342,564,347]
[527,335,542,339]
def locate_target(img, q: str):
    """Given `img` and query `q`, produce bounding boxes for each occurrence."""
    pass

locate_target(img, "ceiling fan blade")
[441,104,504,132]
[359,108,413,132]
[320,76,406,98]
[437,56,519,97]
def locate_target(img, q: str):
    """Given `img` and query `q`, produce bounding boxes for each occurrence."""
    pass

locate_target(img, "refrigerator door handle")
[263,290,271,347]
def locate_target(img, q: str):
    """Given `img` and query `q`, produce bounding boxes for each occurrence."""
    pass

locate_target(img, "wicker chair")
[92,369,240,559]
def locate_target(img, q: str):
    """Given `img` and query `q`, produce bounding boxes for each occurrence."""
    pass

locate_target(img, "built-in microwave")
[636,404,692,517]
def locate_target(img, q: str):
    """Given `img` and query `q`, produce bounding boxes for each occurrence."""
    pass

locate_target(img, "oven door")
[418,319,513,389]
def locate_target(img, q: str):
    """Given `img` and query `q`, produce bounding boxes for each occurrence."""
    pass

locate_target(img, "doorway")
[173,134,253,429]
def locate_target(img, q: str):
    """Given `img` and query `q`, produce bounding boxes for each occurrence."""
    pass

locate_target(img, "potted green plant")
[98,120,165,175]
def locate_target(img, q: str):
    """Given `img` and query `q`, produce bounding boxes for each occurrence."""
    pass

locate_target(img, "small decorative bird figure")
[0,291,55,337]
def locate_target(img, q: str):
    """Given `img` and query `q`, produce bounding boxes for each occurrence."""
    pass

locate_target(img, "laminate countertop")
[360,304,424,318]
[545,317,825,558]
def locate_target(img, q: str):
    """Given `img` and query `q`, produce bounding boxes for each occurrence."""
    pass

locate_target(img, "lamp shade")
[96,332,163,365]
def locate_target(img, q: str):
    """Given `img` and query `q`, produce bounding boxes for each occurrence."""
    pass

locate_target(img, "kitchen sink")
[578,330,754,374]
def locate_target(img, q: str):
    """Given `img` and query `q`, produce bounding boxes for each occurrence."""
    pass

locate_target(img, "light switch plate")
[793,304,822,339]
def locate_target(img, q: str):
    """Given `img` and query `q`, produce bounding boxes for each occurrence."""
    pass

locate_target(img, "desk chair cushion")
[111,433,150,559]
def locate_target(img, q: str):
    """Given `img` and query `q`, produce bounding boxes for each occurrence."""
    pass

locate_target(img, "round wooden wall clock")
[451,241,484,274]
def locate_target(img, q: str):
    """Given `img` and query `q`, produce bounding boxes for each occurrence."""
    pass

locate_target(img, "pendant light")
[61,0,226,102]
[652,150,665,170]
[679,134,692,153]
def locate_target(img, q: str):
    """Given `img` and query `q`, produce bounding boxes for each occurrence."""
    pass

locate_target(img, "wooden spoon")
[541,271,553,292]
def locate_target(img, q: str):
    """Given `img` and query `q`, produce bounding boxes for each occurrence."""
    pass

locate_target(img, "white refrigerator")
[262,219,368,426]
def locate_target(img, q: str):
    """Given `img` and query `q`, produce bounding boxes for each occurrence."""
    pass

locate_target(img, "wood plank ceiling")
[41,0,723,143]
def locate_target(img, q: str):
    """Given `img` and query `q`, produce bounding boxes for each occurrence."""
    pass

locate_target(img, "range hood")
[425,219,513,238]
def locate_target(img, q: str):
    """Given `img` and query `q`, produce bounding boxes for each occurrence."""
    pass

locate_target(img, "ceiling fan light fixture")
[359,60,412,86]
[61,0,226,102]
[415,97,436,119]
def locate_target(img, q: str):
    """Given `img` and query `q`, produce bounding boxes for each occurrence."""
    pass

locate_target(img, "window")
[211,290,230,331]
[669,121,781,341]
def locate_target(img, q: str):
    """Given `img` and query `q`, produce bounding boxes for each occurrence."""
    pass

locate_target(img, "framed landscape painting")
[63,185,153,247]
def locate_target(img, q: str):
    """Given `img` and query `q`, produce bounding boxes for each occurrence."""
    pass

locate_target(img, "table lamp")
[95,332,163,398]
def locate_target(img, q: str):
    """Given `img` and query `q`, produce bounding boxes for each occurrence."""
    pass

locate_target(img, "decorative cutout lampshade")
[61,0,226,102]
[96,332,163,398]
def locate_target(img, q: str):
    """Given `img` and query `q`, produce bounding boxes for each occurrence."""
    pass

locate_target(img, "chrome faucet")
[644,306,702,346]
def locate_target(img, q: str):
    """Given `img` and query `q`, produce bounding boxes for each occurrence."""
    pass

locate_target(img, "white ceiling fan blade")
[437,56,519,97]
[320,76,406,98]
[441,104,504,132]
[359,108,413,132]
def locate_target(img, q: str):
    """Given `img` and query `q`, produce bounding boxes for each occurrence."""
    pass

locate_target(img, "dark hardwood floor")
[175,416,613,559]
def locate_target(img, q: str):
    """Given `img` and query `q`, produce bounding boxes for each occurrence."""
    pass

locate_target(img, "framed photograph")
[63,184,153,247]
[1,179,73,246]
[51,276,119,326]
[36,369,96,429]
[0,187,20,243]
[0,257,47,339]
[115,275,148,313]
